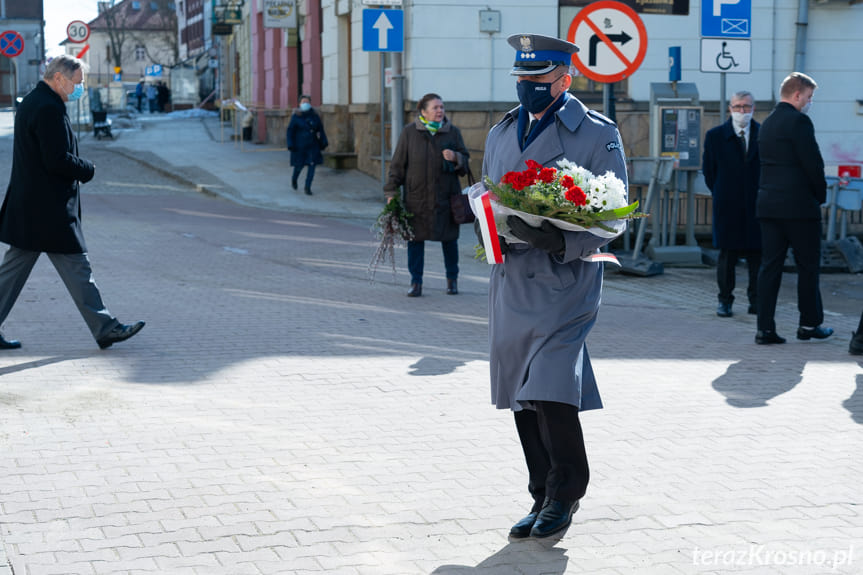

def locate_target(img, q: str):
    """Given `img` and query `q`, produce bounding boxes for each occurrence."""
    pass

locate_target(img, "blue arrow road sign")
[362,9,403,52]
[701,0,751,38]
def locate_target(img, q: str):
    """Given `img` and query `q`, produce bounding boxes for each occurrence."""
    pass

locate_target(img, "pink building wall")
[250,0,321,144]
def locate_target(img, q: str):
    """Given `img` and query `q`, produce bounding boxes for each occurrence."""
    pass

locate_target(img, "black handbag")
[450,167,476,224]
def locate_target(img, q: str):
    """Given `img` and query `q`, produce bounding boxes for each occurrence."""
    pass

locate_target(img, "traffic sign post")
[566,1,648,84]
[701,0,751,38]
[0,30,25,58]
[362,9,403,52]
[700,38,750,73]
[66,20,91,44]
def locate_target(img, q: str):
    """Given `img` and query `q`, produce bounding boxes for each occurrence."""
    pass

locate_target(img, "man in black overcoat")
[755,72,832,345]
[703,90,762,318]
[0,55,144,350]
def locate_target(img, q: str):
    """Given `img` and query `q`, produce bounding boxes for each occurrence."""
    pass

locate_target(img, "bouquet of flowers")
[368,196,414,283]
[470,159,645,264]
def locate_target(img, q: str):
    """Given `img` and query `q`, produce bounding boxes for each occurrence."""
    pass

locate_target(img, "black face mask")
[516,77,560,114]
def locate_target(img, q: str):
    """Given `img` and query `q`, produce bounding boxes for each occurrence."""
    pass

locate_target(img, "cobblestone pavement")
[0,112,861,575]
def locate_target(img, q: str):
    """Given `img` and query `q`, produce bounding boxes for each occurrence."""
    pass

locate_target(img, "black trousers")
[717,249,761,306]
[514,401,589,510]
[757,218,823,332]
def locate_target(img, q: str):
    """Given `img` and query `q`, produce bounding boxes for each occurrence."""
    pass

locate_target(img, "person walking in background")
[0,55,145,350]
[755,72,832,345]
[286,95,328,196]
[384,93,469,297]
[702,90,762,318]
[481,34,627,539]
[135,79,144,113]
[146,82,157,114]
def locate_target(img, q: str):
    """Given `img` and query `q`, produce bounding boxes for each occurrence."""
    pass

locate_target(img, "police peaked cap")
[507,34,579,76]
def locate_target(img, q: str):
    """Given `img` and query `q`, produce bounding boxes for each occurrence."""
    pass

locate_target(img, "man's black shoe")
[850,332,863,355]
[407,284,422,297]
[529,499,579,539]
[509,511,539,539]
[716,302,732,317]
[797,326,833,341]
[755,330,786,345]
[0,333,21,349]
[98,321,145,349]
[446,279,458,295]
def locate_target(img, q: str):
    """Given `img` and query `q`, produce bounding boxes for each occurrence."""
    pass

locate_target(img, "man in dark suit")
[755,72,832,345]
[0,55,144,350]
[703,90,762,318]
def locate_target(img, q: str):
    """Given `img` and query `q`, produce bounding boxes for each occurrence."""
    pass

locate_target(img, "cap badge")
[519,36,533,52]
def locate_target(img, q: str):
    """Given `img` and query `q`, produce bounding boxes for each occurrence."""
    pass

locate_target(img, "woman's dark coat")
[286,108,327,167]
[384,116,469,242]
[702,118,762,250]
[0,81,95,254]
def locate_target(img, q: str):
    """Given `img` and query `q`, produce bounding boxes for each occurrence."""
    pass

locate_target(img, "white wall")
[608,0,863,165]
[326,0,863,164]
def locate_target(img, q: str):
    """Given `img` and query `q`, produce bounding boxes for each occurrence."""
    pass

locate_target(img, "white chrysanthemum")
[557,161,593,186]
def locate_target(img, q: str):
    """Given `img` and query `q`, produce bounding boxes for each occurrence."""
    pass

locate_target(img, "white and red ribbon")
[580,252,621,266]
[470,190,504,264]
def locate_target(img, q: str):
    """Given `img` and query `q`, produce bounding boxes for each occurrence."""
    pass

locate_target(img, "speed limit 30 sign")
[66,20,90,44]
[566,0,647,84]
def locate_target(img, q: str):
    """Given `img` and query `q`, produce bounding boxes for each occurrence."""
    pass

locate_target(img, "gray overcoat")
[482,94,628,412]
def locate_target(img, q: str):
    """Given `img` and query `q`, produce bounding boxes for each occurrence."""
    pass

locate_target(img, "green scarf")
[419,115,441,134]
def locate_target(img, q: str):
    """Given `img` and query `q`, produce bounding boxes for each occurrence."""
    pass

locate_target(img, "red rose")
[521,169,538,187]
[565,185,587,206]
[538,167,556,184]
[560,175,575,188]
[525,159,542,171]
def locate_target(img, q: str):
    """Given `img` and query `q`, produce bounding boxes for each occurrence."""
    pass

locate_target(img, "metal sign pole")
[719,72,726,123]
[380,52,386,186]
[77,98,81,141]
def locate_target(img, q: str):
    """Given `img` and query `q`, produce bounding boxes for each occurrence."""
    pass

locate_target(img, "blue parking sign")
[701,0,751,38]
[362,9,403,52]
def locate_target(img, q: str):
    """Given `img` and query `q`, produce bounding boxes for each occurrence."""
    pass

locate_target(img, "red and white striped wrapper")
[469,189,505,264]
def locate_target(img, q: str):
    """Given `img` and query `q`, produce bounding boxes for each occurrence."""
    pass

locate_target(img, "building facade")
[198,0,863,179]
[0,0,44,106]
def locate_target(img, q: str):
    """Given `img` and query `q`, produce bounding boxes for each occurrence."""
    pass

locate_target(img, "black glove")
[474,220,509,255]
[506,216,565,255]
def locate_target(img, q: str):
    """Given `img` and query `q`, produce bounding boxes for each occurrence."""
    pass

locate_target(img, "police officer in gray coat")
[481,34,628,539]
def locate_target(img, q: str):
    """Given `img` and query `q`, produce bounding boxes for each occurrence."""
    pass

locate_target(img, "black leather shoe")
[291,179,298,190]
[529,499,579,539]
[797,326,833,340]
[509,511,539,539]
[97,321,145,349]
[716,302,732,317]
[446,279,458,295]
[755,330,786,345]
[0,333,21,349]
[850,332,863,355]
[407,284,422,297]
[304,188,312,196]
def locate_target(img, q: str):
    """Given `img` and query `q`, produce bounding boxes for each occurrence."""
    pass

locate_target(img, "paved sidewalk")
[1,112,861,574]
[101,113,384,220]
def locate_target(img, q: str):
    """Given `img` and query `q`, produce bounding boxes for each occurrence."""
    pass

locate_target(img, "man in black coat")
[703,90,762,318]
[0,55,144,350]
[754,72,832,345]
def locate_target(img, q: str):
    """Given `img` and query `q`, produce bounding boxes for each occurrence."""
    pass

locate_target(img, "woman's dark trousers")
[407,240,458,286]
[292,163,316,192]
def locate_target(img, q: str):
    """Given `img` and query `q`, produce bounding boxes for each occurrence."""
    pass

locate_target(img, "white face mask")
[731,111,752,129]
